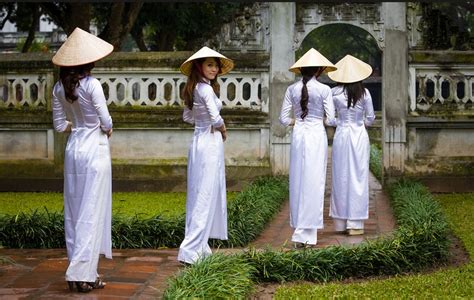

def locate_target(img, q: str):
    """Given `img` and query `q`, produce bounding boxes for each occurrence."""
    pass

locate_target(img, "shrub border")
[0,176,288,249]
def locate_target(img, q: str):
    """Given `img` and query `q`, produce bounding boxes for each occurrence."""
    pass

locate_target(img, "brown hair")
[300,66,324,119]
[181,58,221,109]
[343,81,366,108]
[59,63,95,102]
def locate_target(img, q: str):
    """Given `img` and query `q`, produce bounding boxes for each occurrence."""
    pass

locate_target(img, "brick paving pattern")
[0,156,395,299]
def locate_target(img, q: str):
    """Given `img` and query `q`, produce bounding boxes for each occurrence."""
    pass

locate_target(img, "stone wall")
[0,52,272,191]
[406,50,474,191]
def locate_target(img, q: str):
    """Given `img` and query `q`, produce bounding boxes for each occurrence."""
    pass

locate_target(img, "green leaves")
[164,254,256,299]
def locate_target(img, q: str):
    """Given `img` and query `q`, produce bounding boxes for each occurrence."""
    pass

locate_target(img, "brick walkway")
[0,166,395,299]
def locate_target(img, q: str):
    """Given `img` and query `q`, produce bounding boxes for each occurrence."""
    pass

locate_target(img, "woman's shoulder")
[288,80,302,90]
[195,82,214,95]
[331,85,344,95]
[83,76,101,87]
[52,81,63,98]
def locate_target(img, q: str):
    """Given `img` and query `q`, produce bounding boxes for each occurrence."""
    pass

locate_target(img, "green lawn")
[274,192,474,299]
[0,192,237,218]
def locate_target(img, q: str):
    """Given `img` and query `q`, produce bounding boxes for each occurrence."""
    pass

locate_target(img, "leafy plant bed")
[163,179,451,299]
[0,176,288,249]
[272,192,473,299]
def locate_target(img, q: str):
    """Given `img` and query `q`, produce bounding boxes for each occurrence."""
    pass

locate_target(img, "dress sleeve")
[52,84,71,132]
[200,85,224,128]
[323,86,336,126]
[363,89,375,127]
[183,106,194,124]
[279,87,293,126]
[90,78,113,131]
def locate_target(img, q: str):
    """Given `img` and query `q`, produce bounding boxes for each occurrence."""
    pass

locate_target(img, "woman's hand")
[105,128,113,139]
[216,124,227,142]
[65,121,72,133]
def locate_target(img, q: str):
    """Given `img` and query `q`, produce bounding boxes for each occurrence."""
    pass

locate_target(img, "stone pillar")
[269,2,295,174]
[382,2,408,182]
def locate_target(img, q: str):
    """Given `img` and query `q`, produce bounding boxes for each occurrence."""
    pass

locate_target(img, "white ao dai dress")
[52,76,113,282]
[178,80,228,264]
[330,86,375,230]
[279,77,335,245]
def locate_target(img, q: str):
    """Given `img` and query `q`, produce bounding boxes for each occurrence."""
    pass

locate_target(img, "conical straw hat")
[328,54,373,83]
[289,48,337,74]
[180,46,234,76]
[52,27,114,66]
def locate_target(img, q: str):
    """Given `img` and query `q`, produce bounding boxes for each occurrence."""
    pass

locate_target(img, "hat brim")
[289,65,338,74]
[179,46,234,76]
[52,27,114,67]
[327,55,373,83]
[289,48,337,74]
[180,57,234,77]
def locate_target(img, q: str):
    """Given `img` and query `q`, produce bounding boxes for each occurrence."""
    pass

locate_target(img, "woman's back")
[53,76,112,132]
[280,77,334,125]
[332,86,375,127]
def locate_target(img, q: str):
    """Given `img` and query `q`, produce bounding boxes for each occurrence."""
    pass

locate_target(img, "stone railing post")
[382,2,408,182]
[269,2,295,174]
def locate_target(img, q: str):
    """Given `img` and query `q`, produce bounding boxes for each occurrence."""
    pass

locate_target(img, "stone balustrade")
[409,51,474,114]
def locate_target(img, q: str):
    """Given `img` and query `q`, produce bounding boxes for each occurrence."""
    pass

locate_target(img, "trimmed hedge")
[163,178,450,298]
[0,176,288,249]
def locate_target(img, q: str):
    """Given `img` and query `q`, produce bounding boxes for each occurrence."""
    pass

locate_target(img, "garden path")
[0,157,395,299]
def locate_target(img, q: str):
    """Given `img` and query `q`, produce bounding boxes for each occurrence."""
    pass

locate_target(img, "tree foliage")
[297,24,381,74]
[127,2,241,51]
[419,2,473,50]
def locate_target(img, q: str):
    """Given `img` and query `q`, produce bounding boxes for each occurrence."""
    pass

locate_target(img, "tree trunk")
[67,3,91,33]
[155,30,175,51]
[40,3,91,35]
[131,26,148,51]
[100,1,144,51]
[21,4,39,53]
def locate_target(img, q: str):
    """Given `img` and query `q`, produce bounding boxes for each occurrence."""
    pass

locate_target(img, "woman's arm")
[279,87,294,126]
[183,106,195,124]
[52,85,72,133]
[364,90,375,127]
[323,87,336,126]
[90,79,113,137]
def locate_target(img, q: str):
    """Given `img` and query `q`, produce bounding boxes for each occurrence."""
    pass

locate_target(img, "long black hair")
[343,81,366,108]
[300,66,324,119]
[59,63,95,103]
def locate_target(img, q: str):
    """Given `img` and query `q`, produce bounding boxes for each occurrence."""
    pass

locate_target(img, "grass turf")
[0,192,237,218]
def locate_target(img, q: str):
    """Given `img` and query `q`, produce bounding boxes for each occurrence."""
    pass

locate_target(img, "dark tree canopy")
[126,2,241,51]
[419,2,473,50]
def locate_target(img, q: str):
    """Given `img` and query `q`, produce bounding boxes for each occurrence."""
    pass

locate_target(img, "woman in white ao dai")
[328,55,375,235]
[51,27,113,293]
[279,48,337,247]
[177,47,234,264]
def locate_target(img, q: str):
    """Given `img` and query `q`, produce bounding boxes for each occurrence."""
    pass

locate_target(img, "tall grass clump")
[0,209,64,248]
[164,253,256,299]
[112,214,185,248]
[369,143,382,180]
